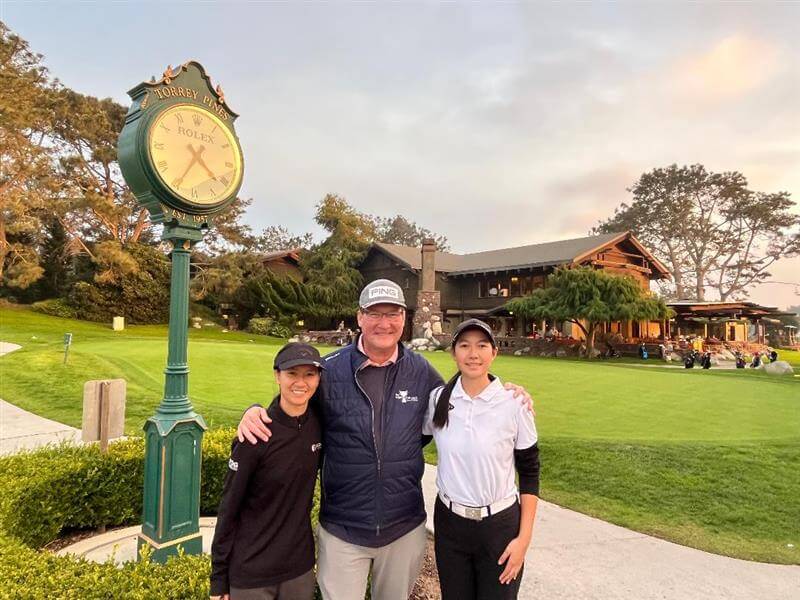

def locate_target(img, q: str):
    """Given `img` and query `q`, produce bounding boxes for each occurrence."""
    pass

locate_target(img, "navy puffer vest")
[319,341,432,534]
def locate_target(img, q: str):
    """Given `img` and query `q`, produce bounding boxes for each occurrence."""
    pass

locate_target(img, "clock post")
[117,62,244,563]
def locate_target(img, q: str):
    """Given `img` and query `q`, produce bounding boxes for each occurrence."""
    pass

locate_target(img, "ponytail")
[433,372,461,429]
[432,371,497,429]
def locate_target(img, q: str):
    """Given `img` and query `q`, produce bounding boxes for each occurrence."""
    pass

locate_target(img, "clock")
[147,104,242,207]
[118,61,244,224]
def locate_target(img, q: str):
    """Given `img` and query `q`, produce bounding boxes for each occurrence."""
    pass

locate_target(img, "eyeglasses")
[361,310,405,322]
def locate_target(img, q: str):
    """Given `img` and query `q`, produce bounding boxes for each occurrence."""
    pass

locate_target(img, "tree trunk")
[0,217,7,281]
[569,319,595,358]
[694,269,706,300]
[665,242,686,299]
[587,324,597,359]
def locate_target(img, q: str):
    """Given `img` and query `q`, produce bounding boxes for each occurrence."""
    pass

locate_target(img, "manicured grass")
[2,306,799,563]
[778,348,800,368]
[0,305,288,431]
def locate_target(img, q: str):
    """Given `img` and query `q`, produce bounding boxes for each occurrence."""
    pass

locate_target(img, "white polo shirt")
[423,376,538,508]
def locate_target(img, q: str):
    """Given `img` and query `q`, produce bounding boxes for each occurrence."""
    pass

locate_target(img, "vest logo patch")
[228,458,238,471]
[396,390,418,403]
[311,443,322,452]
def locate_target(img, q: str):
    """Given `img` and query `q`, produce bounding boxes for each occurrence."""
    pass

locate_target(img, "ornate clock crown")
[118,60,244,227]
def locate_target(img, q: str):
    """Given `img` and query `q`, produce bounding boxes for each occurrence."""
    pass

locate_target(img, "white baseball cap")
[359,279,406,309]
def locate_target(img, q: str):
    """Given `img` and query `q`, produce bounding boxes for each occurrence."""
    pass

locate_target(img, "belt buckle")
[464,507,483,520]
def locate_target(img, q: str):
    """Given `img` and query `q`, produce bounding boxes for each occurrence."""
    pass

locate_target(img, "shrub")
[246,316,274,336]
[0,536,211,599]
[245,316,293,339]
[268,322,294,338]
[30,298,78,319]
[0,429,241,548]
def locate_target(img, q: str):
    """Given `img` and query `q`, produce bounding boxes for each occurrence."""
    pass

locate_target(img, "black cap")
[451,318,496,348]
[273,342,325,371]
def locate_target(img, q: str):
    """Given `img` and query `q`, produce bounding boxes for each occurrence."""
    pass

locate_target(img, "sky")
[2,1,799,309]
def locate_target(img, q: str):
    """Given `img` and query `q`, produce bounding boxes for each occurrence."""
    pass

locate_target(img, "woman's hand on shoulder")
[210,594,229,600]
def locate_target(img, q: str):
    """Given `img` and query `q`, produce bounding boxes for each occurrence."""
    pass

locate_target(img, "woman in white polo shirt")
[424,318,540,600]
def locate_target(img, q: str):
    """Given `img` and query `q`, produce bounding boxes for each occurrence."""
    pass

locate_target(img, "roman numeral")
[154,142,164,150]
[210,125,218,134]
[158,160,167,171]
[219,176,228,186]
[171,178,182,189]
[192,187,198,200]
[221,143,230,149]
[160,123,171,132]
[176,113,184,124]
[209,186,217,196]
[225,161,233,168]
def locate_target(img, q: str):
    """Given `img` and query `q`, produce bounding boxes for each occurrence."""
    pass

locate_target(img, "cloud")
[545,165,638,235]
[666,34,781,104]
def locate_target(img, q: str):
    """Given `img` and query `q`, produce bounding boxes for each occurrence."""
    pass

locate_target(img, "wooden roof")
[371,231,671,279]
[261,249,301,264]
[667,300,796,319]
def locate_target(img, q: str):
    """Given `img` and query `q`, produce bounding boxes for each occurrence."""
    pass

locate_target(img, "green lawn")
[779,348,800,368]
[1,305,799,564]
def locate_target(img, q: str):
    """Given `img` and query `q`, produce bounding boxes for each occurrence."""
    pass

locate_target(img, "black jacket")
[210,402,322,595]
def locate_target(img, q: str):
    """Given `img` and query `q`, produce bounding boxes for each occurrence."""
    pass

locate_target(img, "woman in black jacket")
[210,343,324,600]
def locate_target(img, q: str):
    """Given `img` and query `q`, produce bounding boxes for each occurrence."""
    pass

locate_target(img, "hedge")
[0,536,211,599]
[0,428,321,599]
[31,298,79,319]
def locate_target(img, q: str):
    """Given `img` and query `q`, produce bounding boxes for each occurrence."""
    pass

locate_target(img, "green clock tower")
[117,61,245,562]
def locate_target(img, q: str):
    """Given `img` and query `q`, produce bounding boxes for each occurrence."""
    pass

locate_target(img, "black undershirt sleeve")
[210,441,262,596]
[514,442,540,496]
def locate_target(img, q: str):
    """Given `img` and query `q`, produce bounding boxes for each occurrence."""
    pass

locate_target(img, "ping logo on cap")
[369,286,399,299]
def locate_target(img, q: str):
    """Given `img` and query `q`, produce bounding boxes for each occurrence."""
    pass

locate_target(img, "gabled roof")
[370,243,463,272]
[371,232,670,278]
[261,249,301,264]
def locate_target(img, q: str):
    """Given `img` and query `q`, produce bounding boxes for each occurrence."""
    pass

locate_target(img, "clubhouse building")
[357,231,791,353]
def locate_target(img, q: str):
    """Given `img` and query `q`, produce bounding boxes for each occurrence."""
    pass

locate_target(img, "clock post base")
[137,531,203,564]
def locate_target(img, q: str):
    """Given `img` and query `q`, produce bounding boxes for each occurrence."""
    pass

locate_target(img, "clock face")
[147,104,242,206]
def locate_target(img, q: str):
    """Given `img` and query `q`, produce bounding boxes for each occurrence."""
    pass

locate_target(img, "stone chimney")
[412,238,445,347]
[421,238,436,292]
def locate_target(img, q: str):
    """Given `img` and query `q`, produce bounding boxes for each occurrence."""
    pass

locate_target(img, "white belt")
[438,491,517,521]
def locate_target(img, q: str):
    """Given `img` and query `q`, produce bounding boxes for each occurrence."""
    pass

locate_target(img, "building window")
[509,276,520,296]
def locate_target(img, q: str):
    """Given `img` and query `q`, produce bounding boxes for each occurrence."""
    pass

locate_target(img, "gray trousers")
[317,523,427,600]
[230,569,315,600]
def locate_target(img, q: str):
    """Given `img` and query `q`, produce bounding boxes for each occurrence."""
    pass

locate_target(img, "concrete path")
[0,399,82,455]
[0,341,22,356]
[0,341,82,455]
[422,465,800,600]
[56,518,219,565]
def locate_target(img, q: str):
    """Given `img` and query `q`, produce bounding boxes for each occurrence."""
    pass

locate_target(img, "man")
[237,279,532,600]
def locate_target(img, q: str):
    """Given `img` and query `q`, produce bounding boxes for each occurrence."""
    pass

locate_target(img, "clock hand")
[174,145,201,188]
[191,145,219,182]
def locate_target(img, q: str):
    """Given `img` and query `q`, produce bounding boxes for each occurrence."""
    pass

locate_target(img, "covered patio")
[667,301,796,352]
